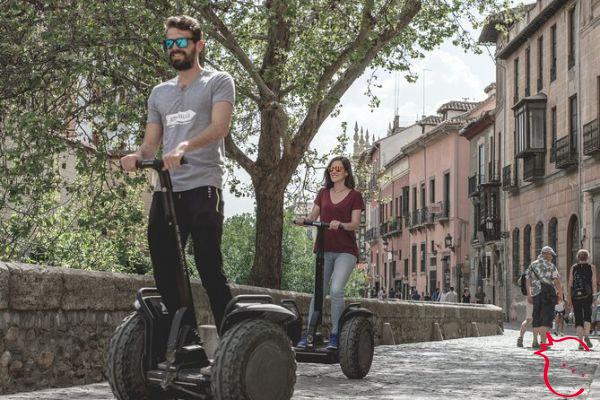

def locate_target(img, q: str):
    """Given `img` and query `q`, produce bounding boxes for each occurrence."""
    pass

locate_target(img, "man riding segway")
[108,15,297,400]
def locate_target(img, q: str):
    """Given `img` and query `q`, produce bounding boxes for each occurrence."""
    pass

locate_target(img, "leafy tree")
[0,1,513,288]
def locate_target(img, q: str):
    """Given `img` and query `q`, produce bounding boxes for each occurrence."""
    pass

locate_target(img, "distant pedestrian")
[462,288,471,303]
[439,288,448,302]
[527,246,564,349]
[445,287,458,303]
[411,289,421,301]
[424,292,431,301]
[567,249,597,349]
[475,286,486,304]
[517,265,537,348]
[378,288,384,300]
[591,292,600,335]
[431,288,440,301]
[554,294,566,336]
[389,287,396,299]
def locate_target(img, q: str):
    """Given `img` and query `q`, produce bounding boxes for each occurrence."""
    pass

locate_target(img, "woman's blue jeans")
[307,252,357,334]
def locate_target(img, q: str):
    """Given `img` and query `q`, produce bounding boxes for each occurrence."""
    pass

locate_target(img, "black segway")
[105,158,297,400]
[282,220,375,379]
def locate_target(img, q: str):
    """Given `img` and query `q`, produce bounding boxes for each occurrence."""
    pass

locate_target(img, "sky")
[222,30,498,218]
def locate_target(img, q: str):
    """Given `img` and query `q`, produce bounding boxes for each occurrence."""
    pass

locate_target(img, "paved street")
[3,328,600,399]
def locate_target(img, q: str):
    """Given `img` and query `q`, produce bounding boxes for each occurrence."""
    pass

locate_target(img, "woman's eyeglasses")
[162,37,195,51]
[328,166,344,173]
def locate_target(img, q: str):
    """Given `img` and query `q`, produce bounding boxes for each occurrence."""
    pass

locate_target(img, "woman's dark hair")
[323,156,356,189]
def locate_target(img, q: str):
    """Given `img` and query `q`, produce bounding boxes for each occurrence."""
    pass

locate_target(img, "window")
[568,8,576,69]
[402,187,409,215]
[514,57,519,103]
[550,24,557,81]
[548,217,558,265]
[430,241,437,267]
[412,187,417,212]
[443,172,450,210]
[512,228,520,280]
[420,182,426,209]
[429,178,435,204]
[525,47,531,96]
[397,196,401,217]
[537,36,543,91]
[568,215,580,268]
[514,97,547,157]
[524,225,532,268]
[535,221,544,256]
[404,259,409,278]
[411,244,417,273]
[550,106,557,162]
[420,242,426,272]
[478,144,486,184]
[570,95,578,139]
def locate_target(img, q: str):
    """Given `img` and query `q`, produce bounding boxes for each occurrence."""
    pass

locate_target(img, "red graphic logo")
[534,332,590,398]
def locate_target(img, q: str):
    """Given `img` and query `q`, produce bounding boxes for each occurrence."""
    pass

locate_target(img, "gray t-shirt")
[147,69,235,192]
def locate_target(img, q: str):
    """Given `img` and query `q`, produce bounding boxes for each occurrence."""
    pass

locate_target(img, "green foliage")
[222,210,367,297]
[0,0,511,284]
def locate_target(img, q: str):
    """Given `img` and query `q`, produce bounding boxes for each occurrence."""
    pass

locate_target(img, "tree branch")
[224,134,258,177]
[285,0,422,171]
[196,5,275,99]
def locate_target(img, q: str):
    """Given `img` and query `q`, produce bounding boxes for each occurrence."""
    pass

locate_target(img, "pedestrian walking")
[475,286,486,304]
[591,292,600,335]
[445,287,458,303]
[526,246,564,349]
[439,287,448,302]
[462,288,471,303]
[567,249,597,349]
[517,265,536,348]
[553,294,566,336]
[431,288,440,301]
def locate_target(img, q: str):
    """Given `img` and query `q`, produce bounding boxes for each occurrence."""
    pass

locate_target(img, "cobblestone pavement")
[3,329,600,399]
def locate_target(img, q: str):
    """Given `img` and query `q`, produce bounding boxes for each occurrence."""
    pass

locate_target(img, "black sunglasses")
[162,37,195,51]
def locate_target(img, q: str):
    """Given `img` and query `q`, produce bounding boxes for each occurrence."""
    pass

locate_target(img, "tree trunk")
[248,178,285,288]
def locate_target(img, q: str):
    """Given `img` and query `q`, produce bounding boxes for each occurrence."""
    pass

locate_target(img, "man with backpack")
[517,266,536,348]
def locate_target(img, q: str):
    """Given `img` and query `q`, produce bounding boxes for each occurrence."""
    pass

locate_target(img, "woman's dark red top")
[314,187,365,257]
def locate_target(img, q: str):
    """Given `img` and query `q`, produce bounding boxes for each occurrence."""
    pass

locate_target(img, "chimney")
[393,115,399,131]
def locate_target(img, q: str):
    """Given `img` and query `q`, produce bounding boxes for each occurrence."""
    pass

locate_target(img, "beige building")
[480,0,600,319]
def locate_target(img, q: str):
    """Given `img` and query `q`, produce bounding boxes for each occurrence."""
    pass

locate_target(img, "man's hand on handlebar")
[163,142,188,171]
[120,153,141,172]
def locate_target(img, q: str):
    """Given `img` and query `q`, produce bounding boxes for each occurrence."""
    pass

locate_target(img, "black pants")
[532,294,555,328]
[148,186,232,330]
[572,296,593,327]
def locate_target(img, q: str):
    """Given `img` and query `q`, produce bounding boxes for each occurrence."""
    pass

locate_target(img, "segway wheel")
[211,319,296,400]
[339,316,374,379]
[105,312,168,400]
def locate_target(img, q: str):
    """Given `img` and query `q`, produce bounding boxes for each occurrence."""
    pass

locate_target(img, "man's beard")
[169,50,195,71]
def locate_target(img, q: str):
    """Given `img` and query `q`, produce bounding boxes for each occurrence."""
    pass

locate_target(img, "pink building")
[402,102,479,297]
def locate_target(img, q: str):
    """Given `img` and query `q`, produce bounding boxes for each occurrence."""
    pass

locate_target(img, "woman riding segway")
[295,156,364,350]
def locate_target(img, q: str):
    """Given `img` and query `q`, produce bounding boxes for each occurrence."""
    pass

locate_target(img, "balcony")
[380,222,389,236]
[477,219,501,243]
[523,153,545,182]
[423,207,435,226]
[381,217,403,237]
[468,174,480,197]
[502,164,518,191]
[407,212,419,230]
[365,227,380,242]
[432,201,450,222]
[482,161,501,186]
[387,217,403,236]
[583,119,600,155]
[555,135,578,169]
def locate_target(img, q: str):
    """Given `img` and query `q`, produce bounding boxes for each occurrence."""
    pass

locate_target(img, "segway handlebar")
[135,157,188,170]
[294,220,330,228]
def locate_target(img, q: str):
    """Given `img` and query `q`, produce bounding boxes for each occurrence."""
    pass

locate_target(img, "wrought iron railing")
[583,119,599,155]
[555,135,578,169]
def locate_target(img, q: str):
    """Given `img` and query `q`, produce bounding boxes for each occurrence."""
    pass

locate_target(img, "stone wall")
[0,262,504,395]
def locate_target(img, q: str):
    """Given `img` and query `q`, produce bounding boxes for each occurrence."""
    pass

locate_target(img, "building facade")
[481,0,600,319]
